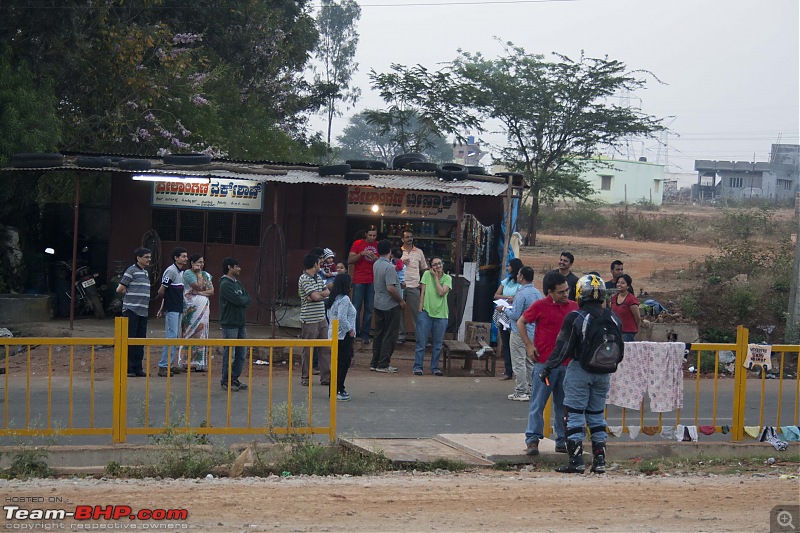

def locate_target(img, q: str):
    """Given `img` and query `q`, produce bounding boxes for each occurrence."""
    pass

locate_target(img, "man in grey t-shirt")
[370,239,406,373]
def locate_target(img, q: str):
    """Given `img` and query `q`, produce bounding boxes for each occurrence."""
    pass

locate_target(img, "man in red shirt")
[348,226,379,344]
[516,271,578,456]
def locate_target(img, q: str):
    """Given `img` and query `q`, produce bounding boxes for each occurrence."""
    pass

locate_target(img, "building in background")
[694,144,799,202]
[581,157,665,206]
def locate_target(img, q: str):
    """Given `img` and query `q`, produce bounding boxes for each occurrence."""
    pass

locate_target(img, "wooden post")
[500,174,514,272]
[456,197,464,275]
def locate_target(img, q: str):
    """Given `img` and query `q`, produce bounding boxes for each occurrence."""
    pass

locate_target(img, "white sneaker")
[508,392,530,401]
[374,366,398,373]
[337,392,351,401]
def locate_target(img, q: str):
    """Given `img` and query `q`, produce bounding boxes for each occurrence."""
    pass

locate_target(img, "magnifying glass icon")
[777,510,794,529]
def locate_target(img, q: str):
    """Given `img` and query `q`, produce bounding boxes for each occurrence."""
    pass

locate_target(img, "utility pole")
[788,194,800,341]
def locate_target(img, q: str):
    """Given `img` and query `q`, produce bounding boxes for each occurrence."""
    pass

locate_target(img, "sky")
[306,0,800,181]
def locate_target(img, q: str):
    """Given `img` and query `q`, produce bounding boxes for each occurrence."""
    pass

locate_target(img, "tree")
[313,0,361,145]
[337,110,453,165]
[369,44,665,244]
[0,0,322,159]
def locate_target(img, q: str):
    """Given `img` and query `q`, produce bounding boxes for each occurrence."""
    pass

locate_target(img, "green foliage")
[1,447,53,479]
[369,42,665,244]
[678,293,700,319]
[699,327,735,343]
[313,0,362,145]
[537,203,609,234]
[408,458,471,472]
[714,207,773,240]
[269,402,311,444]
[638,460,660,475]
[337,110,454,165]
[138,427,233,479]
[249,443,391,477]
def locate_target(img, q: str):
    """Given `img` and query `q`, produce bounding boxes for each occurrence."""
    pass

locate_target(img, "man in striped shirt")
[116,247,152,377]
[299,254,331,387]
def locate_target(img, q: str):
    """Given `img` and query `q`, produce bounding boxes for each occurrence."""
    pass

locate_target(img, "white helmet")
[575,274,606,304]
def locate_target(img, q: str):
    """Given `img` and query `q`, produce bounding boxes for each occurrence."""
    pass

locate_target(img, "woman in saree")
[179,254,214,371]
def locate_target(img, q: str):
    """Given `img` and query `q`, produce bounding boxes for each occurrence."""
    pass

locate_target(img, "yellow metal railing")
[543,326,800,442]
[1,318,339,443]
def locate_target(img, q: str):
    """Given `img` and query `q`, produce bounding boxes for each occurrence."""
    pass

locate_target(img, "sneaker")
[526,440,540,456]
[508,392,530,401]
[221,381,239,392]
[412,369,423,376]
[370,366,377,371]
[233,380,248,391]
[396,337,406,344]
[312,368,320,375]
[374,366,397,373]
[337,392,351,401]
[432,369,443,376]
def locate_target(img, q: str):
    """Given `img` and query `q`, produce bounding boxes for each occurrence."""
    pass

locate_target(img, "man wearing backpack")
[539,274,624,474]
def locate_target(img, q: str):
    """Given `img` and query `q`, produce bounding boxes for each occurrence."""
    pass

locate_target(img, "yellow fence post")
[731,325,749,442]
[329,320,339,442]
[112,316,128,443]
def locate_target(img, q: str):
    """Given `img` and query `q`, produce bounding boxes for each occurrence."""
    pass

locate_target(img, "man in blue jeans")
[348,226,378,344]
[157,247,187,377]
[516,271,577,455]
[539,274,621,474]
[219,257,251,392]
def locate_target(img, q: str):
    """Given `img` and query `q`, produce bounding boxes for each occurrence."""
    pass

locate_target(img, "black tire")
[344,171,370,181]
[118,159,152,171]
[436,163,468,182]
[406,161,438,172]
[87,292,105,319]
[346,159,388,170]
[392,153,425,170]
[163,153,212,165]
[467,165,486,175]
[10,152,64,168]
[76,156,112,168]
[318,164,352,177]
[495,172,524,180]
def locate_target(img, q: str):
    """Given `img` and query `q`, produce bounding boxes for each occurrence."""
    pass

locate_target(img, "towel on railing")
[606,341,684,412]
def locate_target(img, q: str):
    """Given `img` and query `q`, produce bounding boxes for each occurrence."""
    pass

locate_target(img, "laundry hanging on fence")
[743,344,772,371]
[606,342,684,412]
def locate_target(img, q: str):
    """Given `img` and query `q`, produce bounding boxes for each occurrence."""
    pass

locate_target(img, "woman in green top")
[412,257,452,376]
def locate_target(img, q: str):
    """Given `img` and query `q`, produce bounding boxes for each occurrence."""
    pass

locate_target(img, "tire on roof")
[436,163,468,182]
[10,153,64,168]
[118,159,152,171]
[76,156,113,168]
[344,171,370,181]
[346,159,387,170]
[162,153,212,165]
[392,153,425,170]
[318,164,352,177]
[406,161,438,172]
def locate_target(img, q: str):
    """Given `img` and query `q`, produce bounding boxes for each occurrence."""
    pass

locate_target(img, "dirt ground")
[5,470,798,532]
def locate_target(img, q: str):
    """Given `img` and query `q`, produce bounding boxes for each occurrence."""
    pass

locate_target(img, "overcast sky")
[308,0,800,178]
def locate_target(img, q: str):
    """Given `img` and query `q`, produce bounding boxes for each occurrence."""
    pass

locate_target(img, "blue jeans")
[413,310,448,373]
[622,332,636,342]
[352,283,374,341]
[159,311,180,368]
[525,363,567,446]
[563,360,611,444]
[221,326,247,385]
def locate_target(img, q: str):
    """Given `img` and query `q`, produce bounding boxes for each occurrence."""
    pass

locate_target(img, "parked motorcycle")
[54,259,105,319]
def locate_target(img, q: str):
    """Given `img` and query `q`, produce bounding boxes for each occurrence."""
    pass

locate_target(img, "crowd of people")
[115,229,637,473]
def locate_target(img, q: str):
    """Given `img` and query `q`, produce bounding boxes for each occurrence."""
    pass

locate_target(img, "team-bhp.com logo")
[4,504,189,529]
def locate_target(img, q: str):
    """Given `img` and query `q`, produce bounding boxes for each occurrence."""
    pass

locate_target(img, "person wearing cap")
[321,248,337,287]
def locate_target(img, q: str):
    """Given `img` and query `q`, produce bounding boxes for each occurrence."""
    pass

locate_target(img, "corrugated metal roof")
[1,157,509,197]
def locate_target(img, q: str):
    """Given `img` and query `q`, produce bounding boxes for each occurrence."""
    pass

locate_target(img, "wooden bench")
[442,339,496,377]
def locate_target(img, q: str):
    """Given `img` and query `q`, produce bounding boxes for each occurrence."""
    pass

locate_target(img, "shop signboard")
[151,178,264,211]
[347,187,458,220]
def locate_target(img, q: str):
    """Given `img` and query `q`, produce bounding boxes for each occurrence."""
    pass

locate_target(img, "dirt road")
[5,471,796,532]
[519,233,715,294]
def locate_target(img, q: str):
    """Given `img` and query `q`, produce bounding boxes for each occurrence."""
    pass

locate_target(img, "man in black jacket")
[540,274,623,474]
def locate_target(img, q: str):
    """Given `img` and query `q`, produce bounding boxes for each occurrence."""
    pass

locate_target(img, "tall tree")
[369,44,665,244]
[0,0,322,158]
[337,110,452,165]
[313,0,361,145]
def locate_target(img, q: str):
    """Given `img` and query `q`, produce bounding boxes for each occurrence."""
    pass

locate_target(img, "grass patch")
[1,446,53,479]
[248,442,391,477]
[405,458,471,472]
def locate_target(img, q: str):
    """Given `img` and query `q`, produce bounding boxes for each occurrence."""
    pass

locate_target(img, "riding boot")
[555,440,585,474]
[590,441,606,474]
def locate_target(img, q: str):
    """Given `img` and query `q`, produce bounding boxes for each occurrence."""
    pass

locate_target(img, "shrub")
[2,447,52,479]
[678,293,700,319]
[249,442,391,477]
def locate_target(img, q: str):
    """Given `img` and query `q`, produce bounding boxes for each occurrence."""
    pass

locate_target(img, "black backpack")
[576,309,625,373]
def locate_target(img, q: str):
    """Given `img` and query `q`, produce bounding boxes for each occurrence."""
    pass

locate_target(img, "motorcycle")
[53,258,106,320]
